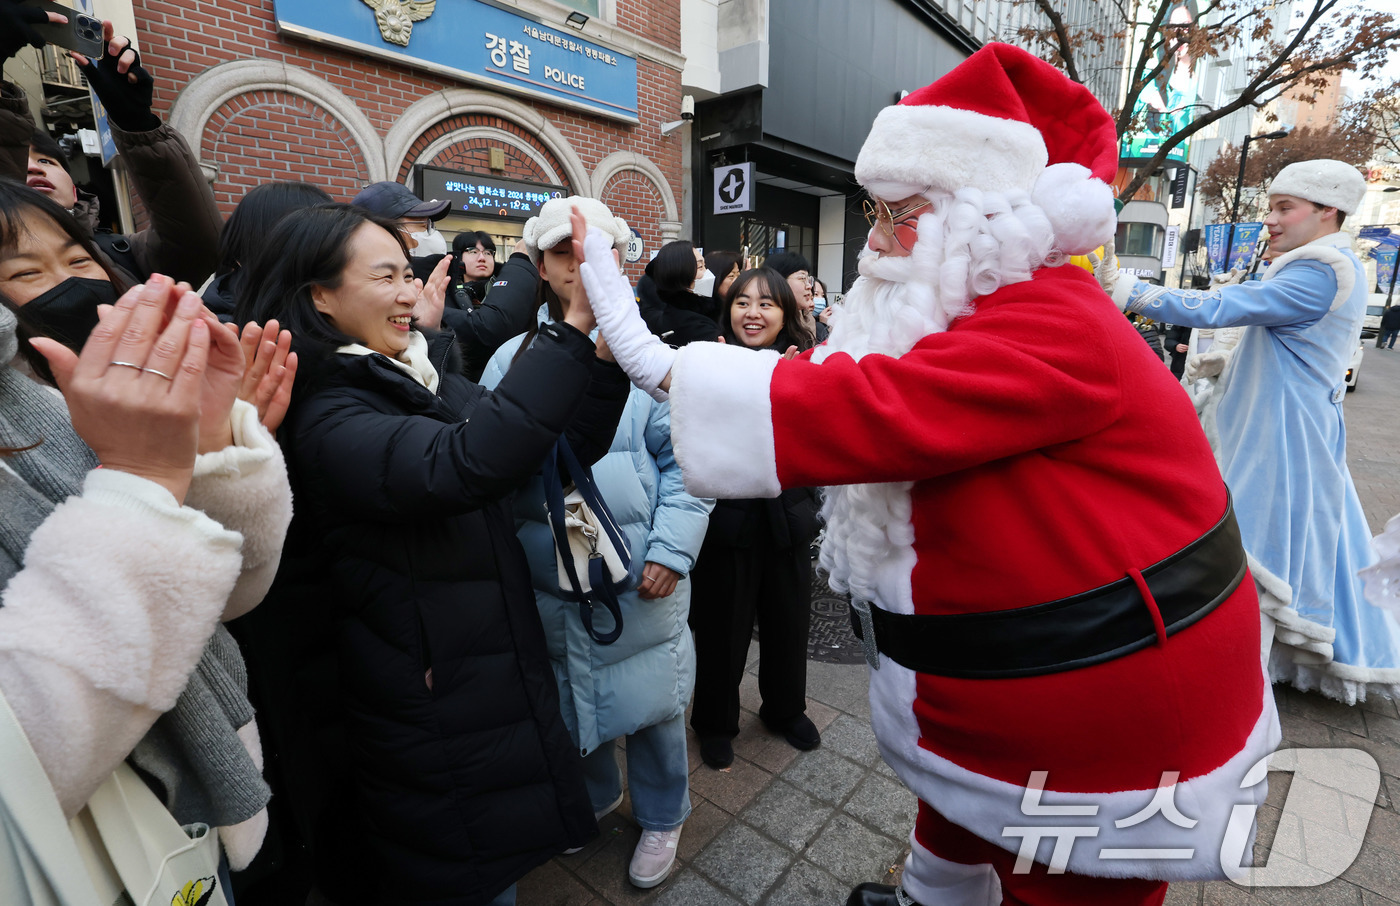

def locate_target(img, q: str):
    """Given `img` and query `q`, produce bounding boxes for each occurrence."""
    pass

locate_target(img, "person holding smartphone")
[1,5,222,294]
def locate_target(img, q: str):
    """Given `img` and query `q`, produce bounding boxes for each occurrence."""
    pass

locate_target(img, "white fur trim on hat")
[522,195,630,263]
[1267,160,1366,215]
[856,105,1048,199]
[1032,162,1117,255]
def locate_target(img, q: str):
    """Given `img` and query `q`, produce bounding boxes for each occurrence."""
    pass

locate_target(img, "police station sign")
[272,0,639,122]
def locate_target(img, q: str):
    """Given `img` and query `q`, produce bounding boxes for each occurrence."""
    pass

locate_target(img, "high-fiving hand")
[571,207,675,400]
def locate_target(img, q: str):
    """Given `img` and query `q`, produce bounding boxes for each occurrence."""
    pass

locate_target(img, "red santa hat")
[854,43,1119,255]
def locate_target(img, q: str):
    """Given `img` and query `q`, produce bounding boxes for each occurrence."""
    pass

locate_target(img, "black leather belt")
[849,496,1246,678]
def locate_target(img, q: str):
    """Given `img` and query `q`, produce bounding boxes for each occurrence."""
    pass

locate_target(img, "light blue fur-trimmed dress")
[1125,233,1400,704]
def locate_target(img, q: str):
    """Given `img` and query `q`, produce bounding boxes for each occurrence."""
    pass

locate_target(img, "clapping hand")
[31,277,210,504]
[412,255,451,330]
[237,319,298,432]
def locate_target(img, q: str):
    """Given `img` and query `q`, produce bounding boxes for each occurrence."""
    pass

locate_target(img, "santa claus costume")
[577,43,1280,906]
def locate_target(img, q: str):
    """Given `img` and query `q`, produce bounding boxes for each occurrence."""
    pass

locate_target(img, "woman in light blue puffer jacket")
[480,199,713,891]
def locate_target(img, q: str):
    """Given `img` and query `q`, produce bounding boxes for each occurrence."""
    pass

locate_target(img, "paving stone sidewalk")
[520,345,1400,905]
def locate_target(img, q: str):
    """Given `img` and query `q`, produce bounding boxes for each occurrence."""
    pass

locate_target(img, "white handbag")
[0,689,227,906]
[80,763,227,906]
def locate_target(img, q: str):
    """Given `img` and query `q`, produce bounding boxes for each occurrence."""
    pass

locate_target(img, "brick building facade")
[130,0,686,278]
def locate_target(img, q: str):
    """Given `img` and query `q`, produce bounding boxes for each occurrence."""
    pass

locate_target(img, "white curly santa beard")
[814,189,1057,613]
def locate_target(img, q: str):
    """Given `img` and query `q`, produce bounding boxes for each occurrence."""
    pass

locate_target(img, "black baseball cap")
[352,181,451,221]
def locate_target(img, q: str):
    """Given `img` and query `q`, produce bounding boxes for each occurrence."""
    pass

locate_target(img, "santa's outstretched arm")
[579,228,1126,500]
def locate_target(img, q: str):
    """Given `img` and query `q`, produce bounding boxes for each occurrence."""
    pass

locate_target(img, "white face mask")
[409,228,448,258]
[693,268,716,297]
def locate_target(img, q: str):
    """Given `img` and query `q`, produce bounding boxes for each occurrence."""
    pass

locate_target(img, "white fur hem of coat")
[867,659,1282,880]
[1260,580,1400,705]
[669,342,781,499]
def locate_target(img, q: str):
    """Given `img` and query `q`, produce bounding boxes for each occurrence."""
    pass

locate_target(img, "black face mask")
[20,277,117,350]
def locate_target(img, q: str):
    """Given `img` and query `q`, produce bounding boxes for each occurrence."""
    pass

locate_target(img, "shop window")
[742,219,816,268]
[553,0,602,18]
[1115,221,1165,259]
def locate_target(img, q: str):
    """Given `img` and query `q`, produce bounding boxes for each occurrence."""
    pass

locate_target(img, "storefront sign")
[416,166,565,221]
[714,163,753,214]
[1161,225,1180,268]
[1169,167,1190,209]
[272,0,639,122]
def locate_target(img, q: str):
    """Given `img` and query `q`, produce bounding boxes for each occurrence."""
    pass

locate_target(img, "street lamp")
[1226,129,1290,262]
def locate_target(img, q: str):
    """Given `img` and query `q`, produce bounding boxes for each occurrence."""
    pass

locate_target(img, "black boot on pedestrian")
[699,735,733,769]
[846,882,921,906]
[762,712,821,750]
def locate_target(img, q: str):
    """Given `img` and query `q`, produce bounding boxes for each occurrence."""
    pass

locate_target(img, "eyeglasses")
[462,247,494,257]
[862,197,931,249]
[791,273,815,288]
[398,218,435,235]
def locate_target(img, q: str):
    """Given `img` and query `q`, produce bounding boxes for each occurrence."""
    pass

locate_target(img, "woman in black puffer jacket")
[635,240,722,346]
[232,204,628,906]
[688,267,822,771]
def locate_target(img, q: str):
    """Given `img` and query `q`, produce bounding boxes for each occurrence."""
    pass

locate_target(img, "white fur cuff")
[194,400,275,479]
[669,342,781,499]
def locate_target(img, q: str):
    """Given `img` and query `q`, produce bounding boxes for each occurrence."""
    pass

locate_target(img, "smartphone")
[24,1,104,58]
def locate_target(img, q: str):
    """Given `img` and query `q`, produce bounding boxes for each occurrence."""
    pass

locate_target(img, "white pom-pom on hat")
[1032,163,1117,255]
[522,195,630,263]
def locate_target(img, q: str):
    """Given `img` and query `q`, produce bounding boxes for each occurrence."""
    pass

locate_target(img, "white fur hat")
[522,195,630,263]
[1267,160,1366,215]
[854,43,1120,255]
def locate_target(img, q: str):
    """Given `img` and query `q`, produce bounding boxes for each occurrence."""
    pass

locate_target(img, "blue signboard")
[1203,223,1263,274]
[1373,245,1398,294]
[272,0,638,122]
[416,166,565,221]
[1360,226,1395,241]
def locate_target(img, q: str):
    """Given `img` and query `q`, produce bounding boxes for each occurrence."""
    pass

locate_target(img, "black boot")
[846,882,921,906]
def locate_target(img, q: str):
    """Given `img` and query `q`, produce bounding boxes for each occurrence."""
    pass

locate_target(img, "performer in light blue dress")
[1099,160,1400,704]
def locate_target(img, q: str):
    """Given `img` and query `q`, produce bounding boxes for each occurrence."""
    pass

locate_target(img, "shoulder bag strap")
[543,438,628,645]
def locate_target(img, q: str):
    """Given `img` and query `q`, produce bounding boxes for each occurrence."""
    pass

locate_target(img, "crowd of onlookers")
[0,13,840,906]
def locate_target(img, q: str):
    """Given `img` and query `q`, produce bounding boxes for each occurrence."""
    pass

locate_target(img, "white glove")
[577,227,675,401]
[1212,267,1246,286]
[1184,350,1228,382]
[1087,239,1134,311]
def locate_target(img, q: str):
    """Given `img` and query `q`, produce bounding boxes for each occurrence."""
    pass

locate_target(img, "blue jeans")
[486,883,516,906]
[580,712,691,831]
[1382,327,1399,348]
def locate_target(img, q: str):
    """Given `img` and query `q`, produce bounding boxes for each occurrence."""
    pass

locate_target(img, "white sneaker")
[628,826,682,888]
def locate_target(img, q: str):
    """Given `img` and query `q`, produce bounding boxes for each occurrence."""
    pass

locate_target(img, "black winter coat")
[1382,305,1400,331]
[237,325,629,906]
[439,253,542,381]
[635,274,722,346]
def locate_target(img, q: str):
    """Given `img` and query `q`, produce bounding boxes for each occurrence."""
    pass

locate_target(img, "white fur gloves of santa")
[577,227,675,401]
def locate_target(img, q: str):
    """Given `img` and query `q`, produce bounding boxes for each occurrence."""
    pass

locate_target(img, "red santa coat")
[668,264,1280,881]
